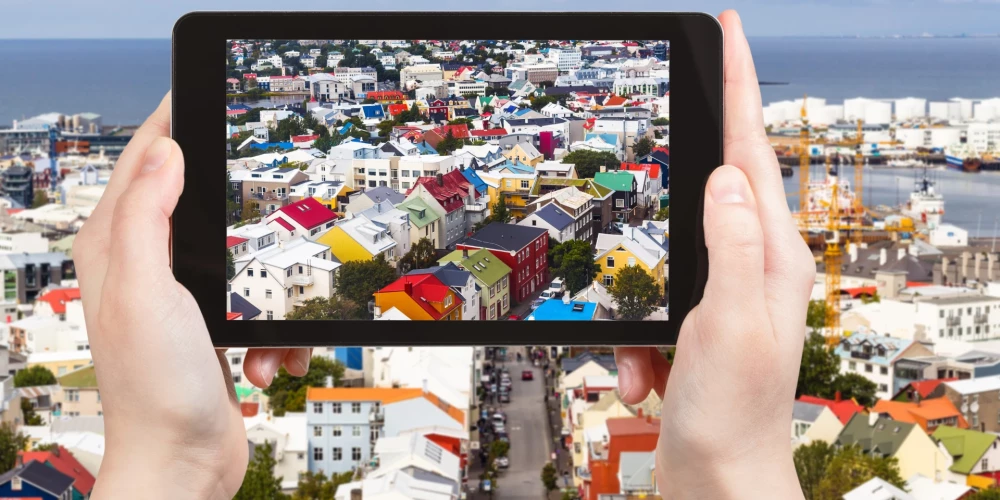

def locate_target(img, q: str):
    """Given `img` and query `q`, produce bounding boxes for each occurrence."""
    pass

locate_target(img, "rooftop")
[606,416,661,437]
[527,299,598,321]
[461,223,548,253]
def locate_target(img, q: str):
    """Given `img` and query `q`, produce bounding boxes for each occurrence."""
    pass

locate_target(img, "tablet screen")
[225,39,670,322]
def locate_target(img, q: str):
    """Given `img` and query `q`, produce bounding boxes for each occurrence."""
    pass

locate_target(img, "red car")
[507,315,520,321]
[521,370,533,381]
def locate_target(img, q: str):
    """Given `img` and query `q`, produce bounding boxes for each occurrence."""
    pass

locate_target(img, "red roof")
[269,218,295,232]
[652,146,670,155]
[798,395,866,424]
[227,312,243,320]
[240,402,259,417]
[470,128,508,137]
[606,416,661,436]
[433,124,471,140]
[272,198,338,230]
[244,73,258,79]
[621,162,661,181]
[36,288,81,315]
[226,109,246,116]
[6,208,23,215]
[226,78,240,84]
[291,134,319,143]
[227,236,248,249]
[908,378,956,398]
[604,95,628,106]
[367,90,406,101]
[378,274,462,320]
[408,170,478,213]
[843,286,877,299]
[387,103,409,116]
[19,446,96,495]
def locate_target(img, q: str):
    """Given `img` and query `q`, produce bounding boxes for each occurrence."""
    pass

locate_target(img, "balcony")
[291,274,314,286]
[465,202,488,212]
[850,350,873,360]
[251,192,287,202]
[975,314,989,325]
[369,409,384,423]
[947,317,961,327]
[575,466,591,481]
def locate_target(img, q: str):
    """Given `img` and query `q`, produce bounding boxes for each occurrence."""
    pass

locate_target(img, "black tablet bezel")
[171,11,721,347]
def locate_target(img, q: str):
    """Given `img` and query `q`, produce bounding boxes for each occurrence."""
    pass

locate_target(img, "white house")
[230,237,341,320]
[834,331,934,399]
[244,412,308,492]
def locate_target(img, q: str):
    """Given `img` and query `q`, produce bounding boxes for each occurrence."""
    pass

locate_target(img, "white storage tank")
[929,101,961,121]
[864,101,892,125]
[894,97,926,121]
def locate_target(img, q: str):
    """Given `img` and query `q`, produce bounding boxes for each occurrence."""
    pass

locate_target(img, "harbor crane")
[799,94,811,220]
[824,153,843,345]
[853,119,865,245]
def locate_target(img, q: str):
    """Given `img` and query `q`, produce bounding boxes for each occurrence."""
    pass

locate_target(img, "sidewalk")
[544,365,575,500]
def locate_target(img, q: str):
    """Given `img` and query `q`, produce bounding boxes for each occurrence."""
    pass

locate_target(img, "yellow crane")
[853,119,864,245]
[799,94,811,218]
[824,154,843,345]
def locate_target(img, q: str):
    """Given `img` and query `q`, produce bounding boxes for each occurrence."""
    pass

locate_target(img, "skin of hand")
[614,11,815,500]
[75,93,312,499]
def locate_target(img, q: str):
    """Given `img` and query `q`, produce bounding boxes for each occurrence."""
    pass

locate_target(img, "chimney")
[879,248,887,266]
[848,243,858,264]
[835,390,842,403]
[422,378,428,394]
[600,165,607,173]
[351,489,362,500]
[562,292,571,305]
[436,173,444,186]
[404,280,413,296]
[636,408,643,418]
[324,375,333,388]
[914,391,921,407]
[897,247,906,263]
[462,248,469,259]
[646,414,652,424]
[868,412,879,427]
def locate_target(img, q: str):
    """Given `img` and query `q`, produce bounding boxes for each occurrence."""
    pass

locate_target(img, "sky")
[3,0,1000,38]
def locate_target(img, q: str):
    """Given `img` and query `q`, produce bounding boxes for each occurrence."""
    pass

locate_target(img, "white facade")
[929,223,969,247]
[915,295,1000,342]
[0,232,48,254]
[967,123,1000,154]
[244,412,308,491]
[548,49,583,72]
[974,98,1000,122]
[230,237,341,320]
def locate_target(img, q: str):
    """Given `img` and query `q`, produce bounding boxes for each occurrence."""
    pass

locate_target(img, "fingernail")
[293,349,311,374]
[258,351,283,386]
[619,359,634,399]
[710,165,748,204]
[142,137,173,173]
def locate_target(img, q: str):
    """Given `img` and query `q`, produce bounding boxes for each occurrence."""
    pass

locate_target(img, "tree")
[653,207,669,221]
[540,462,559,494]
[967,490,1000,500]
[816,445,904,500]
[652,117,670,126]
[490,440,510,458]
[0,422,28,472]
[608,265,662,320]
[488,195,512,225]
[234,441,287,500]
[241,199,261,224]
[793,441,834,500]
[806,300,828,335]
[561,150,620,179]
[829,372,878,408]
[561,490,582,500]
[284,296,357,321]
[334,256,397,317]
[530,95,558,111]
[227,249,236,281]
[861,291,881,304]
[796,333,841,399]
[273,116,307,142]
[632,136,655,158]
[313,133,334,153]
[435,130,463,155]
[398,238,438,274]
[264,356,346,415]
[482,104,495,113]
[14,365,56,388]
[20,399,43,426]
[549,240,598,295]
[226,171,241,225]
[292,470,353,500]
[31,190,48,208]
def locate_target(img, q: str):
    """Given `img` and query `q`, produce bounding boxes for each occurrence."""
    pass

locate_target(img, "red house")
[457,223,549,303]
[583,414,661,500]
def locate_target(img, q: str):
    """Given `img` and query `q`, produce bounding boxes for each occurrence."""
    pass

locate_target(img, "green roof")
[235,385,265,401]
[49,234,76,258]
[396,198,441,228]
[58,365,97,389]
[836,413,914,457]
[438,248,511,287]
[932,425,997,474]
[593,171,636,192]
[530,178,612,199]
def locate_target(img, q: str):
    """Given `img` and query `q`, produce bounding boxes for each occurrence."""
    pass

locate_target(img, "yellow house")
[570,391,643,487]
[373,274,462,321]
[27,350,93,378]
[312,185,354,214]
[316,216,398,264]
[480,173,536,218]
[792,401,845,447]
[594,229,667,288]
[837,413,951,482]
[503,142,543,167]
[57,365,103,417]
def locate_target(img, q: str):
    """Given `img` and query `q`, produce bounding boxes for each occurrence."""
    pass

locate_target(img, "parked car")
[548,277,565,294]
[500,378,512,390]
[496,432,510,443]
[495,456,510,469]
[521,370,533,381]
[531,297,545,309]
[507,315,520,320]
[494,422,506,433]
[492,412,506,424]
[499,392,511,403]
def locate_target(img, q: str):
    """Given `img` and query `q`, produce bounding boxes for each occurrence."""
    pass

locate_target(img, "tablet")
[171,12,722,347]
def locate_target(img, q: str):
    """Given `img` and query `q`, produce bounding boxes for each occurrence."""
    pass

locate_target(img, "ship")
[944,144,982,173]
[901,171,945,229]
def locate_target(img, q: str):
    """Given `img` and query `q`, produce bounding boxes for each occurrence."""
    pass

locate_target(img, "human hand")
[614,11,815,500]
[75,92,312,499]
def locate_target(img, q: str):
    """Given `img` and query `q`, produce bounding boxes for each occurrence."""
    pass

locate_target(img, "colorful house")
[406,169,481,248]
[0,460,74,500]
[264,197,339,241]
[594,226,667,289]
[373,274,463,321]
[931,426,1000,489]
[872,397,968,433]
[593,171,637,222]
[457,223,549,304]
[836,413,951,483]
[316,216,397,264]
[503,142,544,167]
[439,248,512,320]
[17,447,95,500]
[582,416,661,500]
[797,394,866,425]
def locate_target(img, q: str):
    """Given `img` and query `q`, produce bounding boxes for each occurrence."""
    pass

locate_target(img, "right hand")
[614,11,815,499]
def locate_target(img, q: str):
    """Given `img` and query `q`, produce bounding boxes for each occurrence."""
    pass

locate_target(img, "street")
[470,347,553,499]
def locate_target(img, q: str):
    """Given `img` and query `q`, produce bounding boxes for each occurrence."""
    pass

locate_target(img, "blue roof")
[533,204,573,231]
[361,104,385,120]
[227,103,253,111]
[414,141,438,155]
[405,262,473,288]
[513,107,534,117]
[833,331,914,367]
[527,299,597,321]
[561,352,617,373]
[460,168,488,195]
[491,159,534,175]
[585,132,619,146]
[337,122,354,135]
[249,141,293,150]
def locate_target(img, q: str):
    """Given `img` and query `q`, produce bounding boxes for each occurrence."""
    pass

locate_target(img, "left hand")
[75,92,311,499]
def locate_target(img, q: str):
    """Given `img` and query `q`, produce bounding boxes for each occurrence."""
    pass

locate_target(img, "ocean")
[1,37,998,234]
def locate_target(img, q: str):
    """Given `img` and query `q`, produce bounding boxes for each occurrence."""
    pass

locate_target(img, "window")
[314,426,322,437]
[288,288,293,298]
[985,458,990,471]
[627,257,636,267]
[606,256,615,268]
[313,402,323,414]
[521,180,529,189]
[266,289,272,299]
[848,362,856,371]
[502,276,508,288]
[352,447,362,461]
[261,269,267,278]
[333,447,343,460]
[865,364,873,373]
[491,303,497,319]
[973,414,980,427]
[313,447,323,461]
[332,403,342,414]
[503,294,509,310]
[445,295,453,307]
[603,275,614,287]
[248,268,254,277]
[352,426,362,437]
[267,310,273,320]
[232,356,241,366]
[879,384,888,393]
[351,402,361,413]
[233,374,242,384]
[490,285,495,298]
[333,425,343,437]
[66,389,79,402]
[616,199,624,208]
[880,367,888,375]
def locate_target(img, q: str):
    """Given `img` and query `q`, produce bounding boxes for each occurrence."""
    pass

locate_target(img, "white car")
[495,456,510,468]
[494,422,506,433]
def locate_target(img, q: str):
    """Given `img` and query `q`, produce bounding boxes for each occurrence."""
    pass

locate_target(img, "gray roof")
[618,452,655,491]
[922,295,998,306]
[462,223,548,253]
[405,262,473,289]
[821,241,935,283]
[792,401,824,423]
[0,460,74,496]
[561,351,617,374]
[230,293,262,320]
[363,186,405,205]
[533,204,573,231]
[400,465,460,496]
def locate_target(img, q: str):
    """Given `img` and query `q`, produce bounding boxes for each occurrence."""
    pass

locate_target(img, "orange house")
[373,274,463,320]
[584,414,661,500]
[872,397,969,433]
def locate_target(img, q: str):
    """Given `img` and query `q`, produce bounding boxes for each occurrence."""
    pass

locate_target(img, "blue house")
[460,168,488,196]
[361,104,386,121]
[0,460,74,500]
[527,299,598,321]
[333,347,363,370]
[639,150,670,189]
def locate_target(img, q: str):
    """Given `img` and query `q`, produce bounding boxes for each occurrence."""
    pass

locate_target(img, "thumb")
[698,165,767,329]
[105,136,185,289]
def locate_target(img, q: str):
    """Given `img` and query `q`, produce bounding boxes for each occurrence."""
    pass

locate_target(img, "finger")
[244,348,291,388]
[282,348,313,377]
[720,10,815,340]
[650,350,671,400]
[698,166,769,336]
[102,137,184,289]
[614,347,657,404]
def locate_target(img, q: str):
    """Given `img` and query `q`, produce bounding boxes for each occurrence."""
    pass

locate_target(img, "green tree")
[541,462,559,494]
[14,365,56,387]
[313,134,334,153]
[796,332,841,399]
[241,199,261,224]
[861,292,881,304]
[489,196,512,224]
[548,240,598,295]
[398,238,438,274]
[608,265,662,320]
[31,190,48,208]
[632,136,655,158]
[284,296,357,321]
[561,150,620,179]
[335,256,397,317]
[530,95,558,112]
[0,422,28,472]
[561,490,582,500]
[376,119,397,138]
[292,470,354,500]
[435,130,464,155]
[653,207,669,221]
[20,399,43,426]
[482,104,495,113]
[816,445,904,500]
[490,440,510,458]
[794,441,834,500]
[226,249,236,281]
[234,441,288,500]
[967,490,1000,500]
[806,300,828,335]
[226,171,241,225]
[274,116,307,142]
[652,117,670,126]
[829,372,878,408]
[264,356,346,416]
